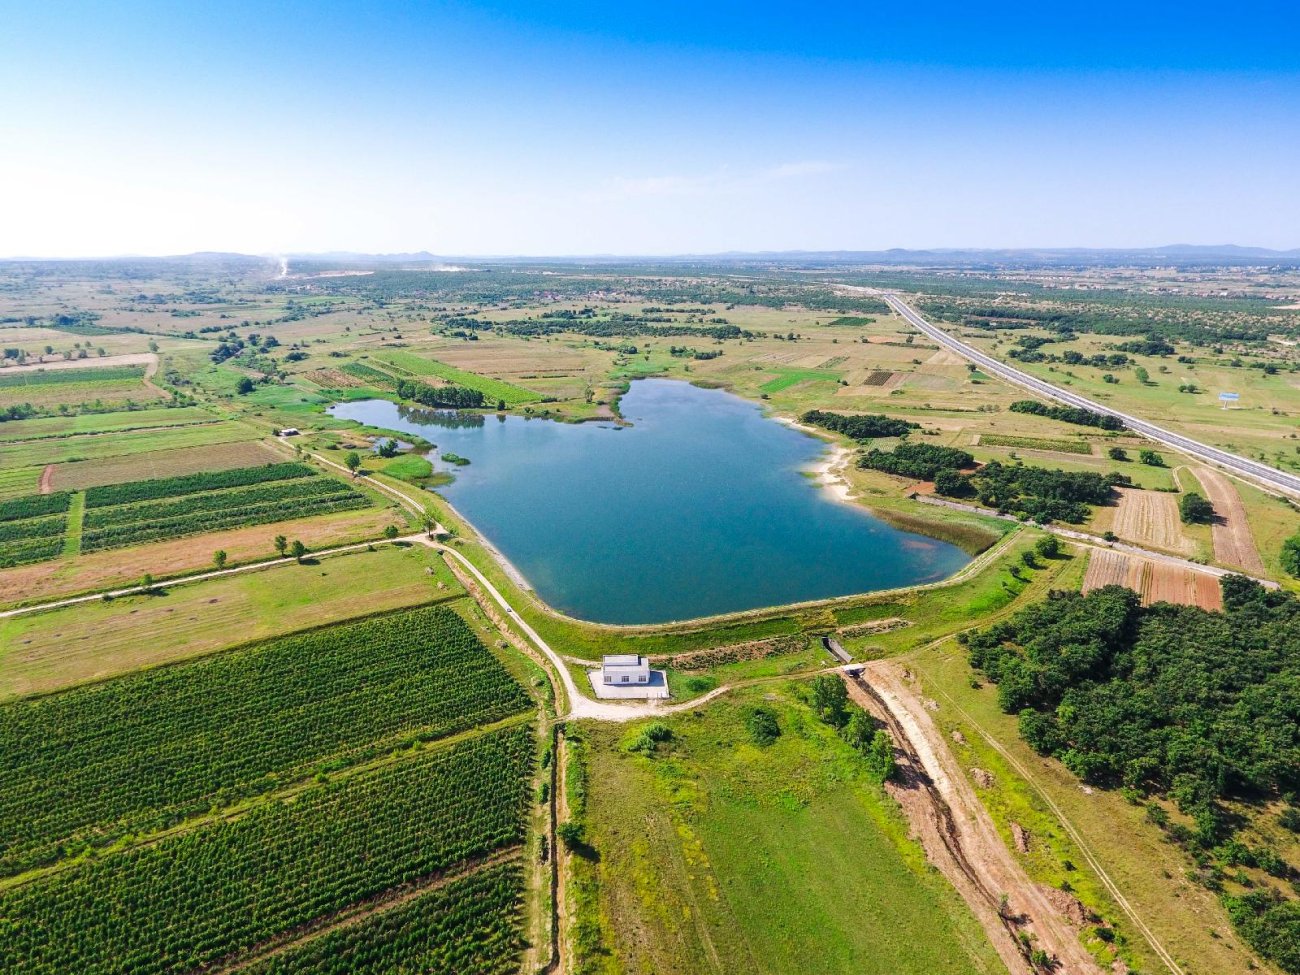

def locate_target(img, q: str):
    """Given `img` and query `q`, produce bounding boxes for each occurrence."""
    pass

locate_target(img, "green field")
[759,367,843,392]
[0,405,217,442]
[374,350,542,405]
[0,417,257,469]
[0,365,146,387]
[569,687,1004,975]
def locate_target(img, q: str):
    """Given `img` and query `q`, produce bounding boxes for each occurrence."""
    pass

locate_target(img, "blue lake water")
[329,379,969,624]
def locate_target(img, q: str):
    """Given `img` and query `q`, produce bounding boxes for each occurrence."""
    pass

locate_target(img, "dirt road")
[1192,466,1267,574]
[848,661,1105,975]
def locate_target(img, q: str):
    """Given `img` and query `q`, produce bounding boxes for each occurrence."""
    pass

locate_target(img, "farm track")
[1192,466,1267,574]
[848,662,1105,975]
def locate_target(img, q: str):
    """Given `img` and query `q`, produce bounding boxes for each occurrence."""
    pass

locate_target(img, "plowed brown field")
[1083,549,1222,610]
[1111,488,1194,555]
[1192,467,1266,574]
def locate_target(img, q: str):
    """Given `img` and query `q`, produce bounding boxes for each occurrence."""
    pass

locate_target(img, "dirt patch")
[659,634,804,671]
[37,464,54,495]
[1039,885,1095,928]
[846,663,1106,975]
[1110,488,1194,556]
[1082,549,1223,610]
[970,768,995,789]
[1011,822,1031,854]
[303,368,364,389]
[49,440,282,491]
[1192,467,1266,574]
[836,616,910,638]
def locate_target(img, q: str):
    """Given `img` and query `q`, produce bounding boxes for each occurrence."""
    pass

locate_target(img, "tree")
[213,550,227,570]
[140,573,154,591]
[865,730,897,782]
[557,820,585,849]
[383,524,400,540]
[497,399,506,412]
[420,515,436,537]
[841,708,874,751]
[1179,492,1215,524]
[1035,535,1061,559]
[290,539,307,562]
[1281,534,1300,578]
[236,376,255,395]
[934,468,974,498]
[274,535,288,557]
[811,675,849,728]
[344,451,362,475]
[1139,449,1165,467]
[1107,446,1129,461]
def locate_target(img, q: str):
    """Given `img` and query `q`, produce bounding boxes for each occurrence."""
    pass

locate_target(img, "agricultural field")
[46,438,283,490]
[0,597,537,975]
[566,687,1006,975]
[1081,547,1223,609]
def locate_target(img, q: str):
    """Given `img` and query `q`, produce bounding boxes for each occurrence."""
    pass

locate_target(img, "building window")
[621,675,629,683]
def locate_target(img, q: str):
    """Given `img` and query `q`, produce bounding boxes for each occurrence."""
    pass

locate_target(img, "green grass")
[0,406,218,442]
[374,351,541,405]
[0,366,145,388]
[0,419,260,469]
[571,687,1005,975]
[0,466,41,501]
[759,367,843,393]
[978,433,1092,454]
[0,545,463,699]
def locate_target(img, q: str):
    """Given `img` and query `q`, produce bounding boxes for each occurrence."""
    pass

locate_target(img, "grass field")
[0,544,460,698]
[758,367,843,392]
[569,687,1004,975]
[0,418,259,469]
[374,350,542,405]
[48,439,283,490]
[0,465,40,500]
[0,405,218,442]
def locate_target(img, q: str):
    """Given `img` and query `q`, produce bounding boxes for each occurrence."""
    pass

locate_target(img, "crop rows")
[0,605,532,875]
[0,491,71,521]
[0,725,534,975]
[245,861,524,975]
[0,532,66,569]
[979,433,1092,454]
[340,361,400,389]
[83,461,315,507]
[0,366,145,388]
[82,475,356,530]
[0,513,66,544]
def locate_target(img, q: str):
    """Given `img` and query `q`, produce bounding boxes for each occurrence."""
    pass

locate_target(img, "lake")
[329,379,969,624]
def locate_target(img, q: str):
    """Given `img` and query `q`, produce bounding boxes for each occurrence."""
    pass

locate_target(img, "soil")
[1110,488,1194,556]
[37,464,53,494]
[1192,467,1266,574]
[847,661,1106,975]
[1082,549,1222,611]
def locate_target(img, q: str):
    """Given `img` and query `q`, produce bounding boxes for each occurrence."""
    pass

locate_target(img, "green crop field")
[0,365,146,387]
[570,687,1005,975]
[0,724,534,975]
[0,604,529,874]
[374,350,542,405]
[977,433,1092,454]
[0,418,257,469]
[76,462,370,551]
[244,860,524,975]
[0,405,218,442]
[759,366,843,392]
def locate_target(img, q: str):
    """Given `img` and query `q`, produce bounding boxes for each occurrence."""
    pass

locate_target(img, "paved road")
[881,293,1300,500]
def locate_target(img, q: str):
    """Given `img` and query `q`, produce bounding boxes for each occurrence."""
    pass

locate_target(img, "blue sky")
[2,1,1297,256]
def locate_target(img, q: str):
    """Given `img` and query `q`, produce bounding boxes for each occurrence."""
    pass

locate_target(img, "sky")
[1,1,1298,257]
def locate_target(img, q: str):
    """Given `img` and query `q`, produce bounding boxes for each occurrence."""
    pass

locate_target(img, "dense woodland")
[394,379,486,409]
[800,409,917,440]
[962,580,1300,973]
[1008,400,1126,431]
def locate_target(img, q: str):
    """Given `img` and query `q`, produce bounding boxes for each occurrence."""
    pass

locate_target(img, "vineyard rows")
[245,861,524,975]
[82,476,357,529]
[80,483,369,551]
[0,725,534,975]
[0,491,72,567]
[83,461,315,507]
[979,433,1092,454]
[0,491,71,521]
[340,361,400,389]
[0,605,532,875]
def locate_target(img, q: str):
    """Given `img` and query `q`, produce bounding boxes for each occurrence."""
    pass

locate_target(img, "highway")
[881,292,1300,500]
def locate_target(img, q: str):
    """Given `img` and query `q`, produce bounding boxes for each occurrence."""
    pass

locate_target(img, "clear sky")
[2,1,1298,257]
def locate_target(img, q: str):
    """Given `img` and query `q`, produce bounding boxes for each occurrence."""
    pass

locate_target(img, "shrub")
[747,707,781,746]
[1180,492,1215,524]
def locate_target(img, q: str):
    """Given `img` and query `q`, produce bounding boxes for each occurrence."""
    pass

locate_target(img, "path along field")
[1082,548,1222,610]
[1192,466,1267,574]
[1108,488,1194,556]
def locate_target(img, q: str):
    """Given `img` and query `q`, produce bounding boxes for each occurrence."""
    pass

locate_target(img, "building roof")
[602,654,644,667]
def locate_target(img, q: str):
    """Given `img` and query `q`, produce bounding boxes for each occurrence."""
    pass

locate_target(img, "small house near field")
[601,654,649,686]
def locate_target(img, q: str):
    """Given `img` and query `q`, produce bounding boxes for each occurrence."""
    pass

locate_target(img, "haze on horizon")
[2,0,1298,259]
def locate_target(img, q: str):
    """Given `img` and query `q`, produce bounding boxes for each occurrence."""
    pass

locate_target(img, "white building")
[600,654,650,686]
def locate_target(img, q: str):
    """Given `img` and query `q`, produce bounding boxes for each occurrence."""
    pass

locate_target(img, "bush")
[1107,446,1129,461]
[1139,449,1165,467]
[1034,535,1061,559]
[810,675,849,728]
[1281,534,1300,578]
[747,707,781,746]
